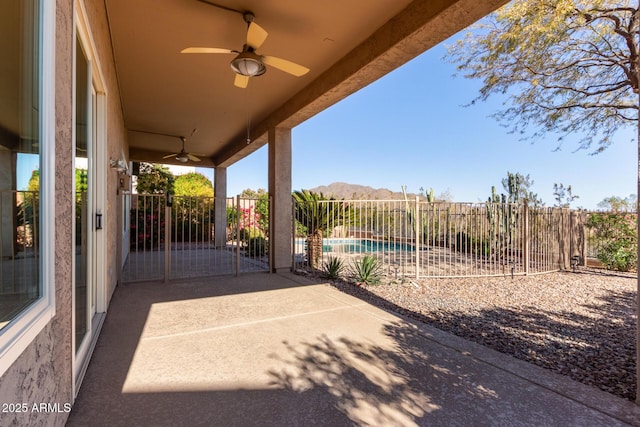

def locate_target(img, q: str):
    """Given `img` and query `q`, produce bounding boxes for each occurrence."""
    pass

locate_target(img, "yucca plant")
[351,254,382,285]
[322,256,345,279]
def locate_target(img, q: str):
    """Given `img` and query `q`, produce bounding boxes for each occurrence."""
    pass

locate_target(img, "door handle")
[96,210,103,230]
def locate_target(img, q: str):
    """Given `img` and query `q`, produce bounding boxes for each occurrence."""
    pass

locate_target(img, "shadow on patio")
[67,273,639,426]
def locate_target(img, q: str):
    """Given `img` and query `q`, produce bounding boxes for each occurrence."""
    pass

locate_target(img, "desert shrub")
[322,256,345,279]
[351,254,382,285]
[455,231,490,256]
[586,212,637,272]
[597,240,636,272]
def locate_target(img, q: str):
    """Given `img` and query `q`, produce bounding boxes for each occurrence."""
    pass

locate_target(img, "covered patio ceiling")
[105,0,507,168]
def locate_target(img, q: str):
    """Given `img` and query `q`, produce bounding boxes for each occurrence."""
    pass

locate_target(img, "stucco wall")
[82,0,127,302]
[0,0,127,424]
[0,0,75,426]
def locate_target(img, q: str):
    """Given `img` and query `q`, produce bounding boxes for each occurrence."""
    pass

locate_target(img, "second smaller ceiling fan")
[131,128,203,163]
[163,136,202,163]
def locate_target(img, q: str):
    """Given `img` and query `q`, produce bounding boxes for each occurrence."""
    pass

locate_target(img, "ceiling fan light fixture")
[176,153,190,163]
[230,51,266,77]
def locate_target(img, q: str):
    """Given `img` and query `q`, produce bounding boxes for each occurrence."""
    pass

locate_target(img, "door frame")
[72,0,107,397]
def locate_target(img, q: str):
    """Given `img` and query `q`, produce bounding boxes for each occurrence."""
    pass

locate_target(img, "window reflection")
[0,0,41,329]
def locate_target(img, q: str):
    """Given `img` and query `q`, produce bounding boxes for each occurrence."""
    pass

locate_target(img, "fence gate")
[120,194,270,283]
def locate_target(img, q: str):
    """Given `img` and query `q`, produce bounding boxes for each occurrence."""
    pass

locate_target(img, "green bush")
[246,236,268,257]
[239,227,263,242]
[455,231,490,256]
[598,240,636,272]
[586,212,637,272]
[351,254,382,285]
[322,256,345,279]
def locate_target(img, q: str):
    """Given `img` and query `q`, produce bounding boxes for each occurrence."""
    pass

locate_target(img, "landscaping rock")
[315,268,637,401]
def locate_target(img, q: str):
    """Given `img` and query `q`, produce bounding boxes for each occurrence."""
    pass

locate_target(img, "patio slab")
[67,273,640,426]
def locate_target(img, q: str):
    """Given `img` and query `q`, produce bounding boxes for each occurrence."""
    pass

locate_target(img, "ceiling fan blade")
[246,22,268,50]
[162,153,178,159]
[234,74,250,88]
[262,55,309,77]
[187,154,202,162]
[181,47,236,54]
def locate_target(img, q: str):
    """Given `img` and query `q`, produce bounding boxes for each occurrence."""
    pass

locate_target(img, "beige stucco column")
[268,127,292,273]
[214,167,227,248]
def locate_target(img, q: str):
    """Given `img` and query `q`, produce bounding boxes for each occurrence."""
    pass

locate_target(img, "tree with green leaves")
[587,211,637,271]
[447,0,638,152]
[136,163,175,194]
[172,173,214,242]
[597,194,637,211]
[174,172,213,197]
[448,2,640,397]
[27,169,39,192]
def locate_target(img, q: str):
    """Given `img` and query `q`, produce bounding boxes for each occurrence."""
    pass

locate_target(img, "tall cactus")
[504,172,521,204]
[487,187,501,257]
[417,187,437,245]
[486,184,519,267]
[503,173,521,255]
[423,187,435,203]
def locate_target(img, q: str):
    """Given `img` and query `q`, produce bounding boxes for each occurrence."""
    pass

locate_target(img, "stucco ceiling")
[105,0,507,168]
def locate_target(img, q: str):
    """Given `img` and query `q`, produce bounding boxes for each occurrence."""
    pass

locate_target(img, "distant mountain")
[307,182,421,200]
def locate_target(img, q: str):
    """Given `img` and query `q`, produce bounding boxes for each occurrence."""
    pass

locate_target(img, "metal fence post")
[415,196,420,279]
[580,211,586,266]
[523,202,530,276]
[269,195,274,274]
[164,194,171,283]
[236,195,241,277]
[291,196,295,272]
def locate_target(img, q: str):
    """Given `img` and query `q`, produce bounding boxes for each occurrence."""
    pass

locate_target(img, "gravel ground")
[305,268,638,401]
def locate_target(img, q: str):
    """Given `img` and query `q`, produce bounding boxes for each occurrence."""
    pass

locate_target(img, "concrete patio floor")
[67,273,640,426]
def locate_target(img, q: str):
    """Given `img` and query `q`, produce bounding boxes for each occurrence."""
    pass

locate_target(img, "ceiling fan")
[130,128,203,163]
[181,11,310,88]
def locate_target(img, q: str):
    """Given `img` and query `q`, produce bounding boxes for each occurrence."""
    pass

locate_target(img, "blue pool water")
[322,239,415,253]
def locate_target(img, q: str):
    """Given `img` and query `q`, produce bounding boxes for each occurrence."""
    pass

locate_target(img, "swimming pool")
[322,239,415,253]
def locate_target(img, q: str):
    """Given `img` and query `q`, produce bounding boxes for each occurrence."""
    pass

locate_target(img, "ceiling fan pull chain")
[246,112,251,144]
[246,90,252,144]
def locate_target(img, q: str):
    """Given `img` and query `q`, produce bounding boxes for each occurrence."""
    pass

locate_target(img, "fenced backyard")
[121,193,636,282]
[293,198,618,279]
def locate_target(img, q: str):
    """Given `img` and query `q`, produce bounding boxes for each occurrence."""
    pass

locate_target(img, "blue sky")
[17,32,636,210]
[219,37,636,210]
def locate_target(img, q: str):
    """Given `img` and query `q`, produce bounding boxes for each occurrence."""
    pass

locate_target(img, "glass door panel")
[75,37,90,352]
